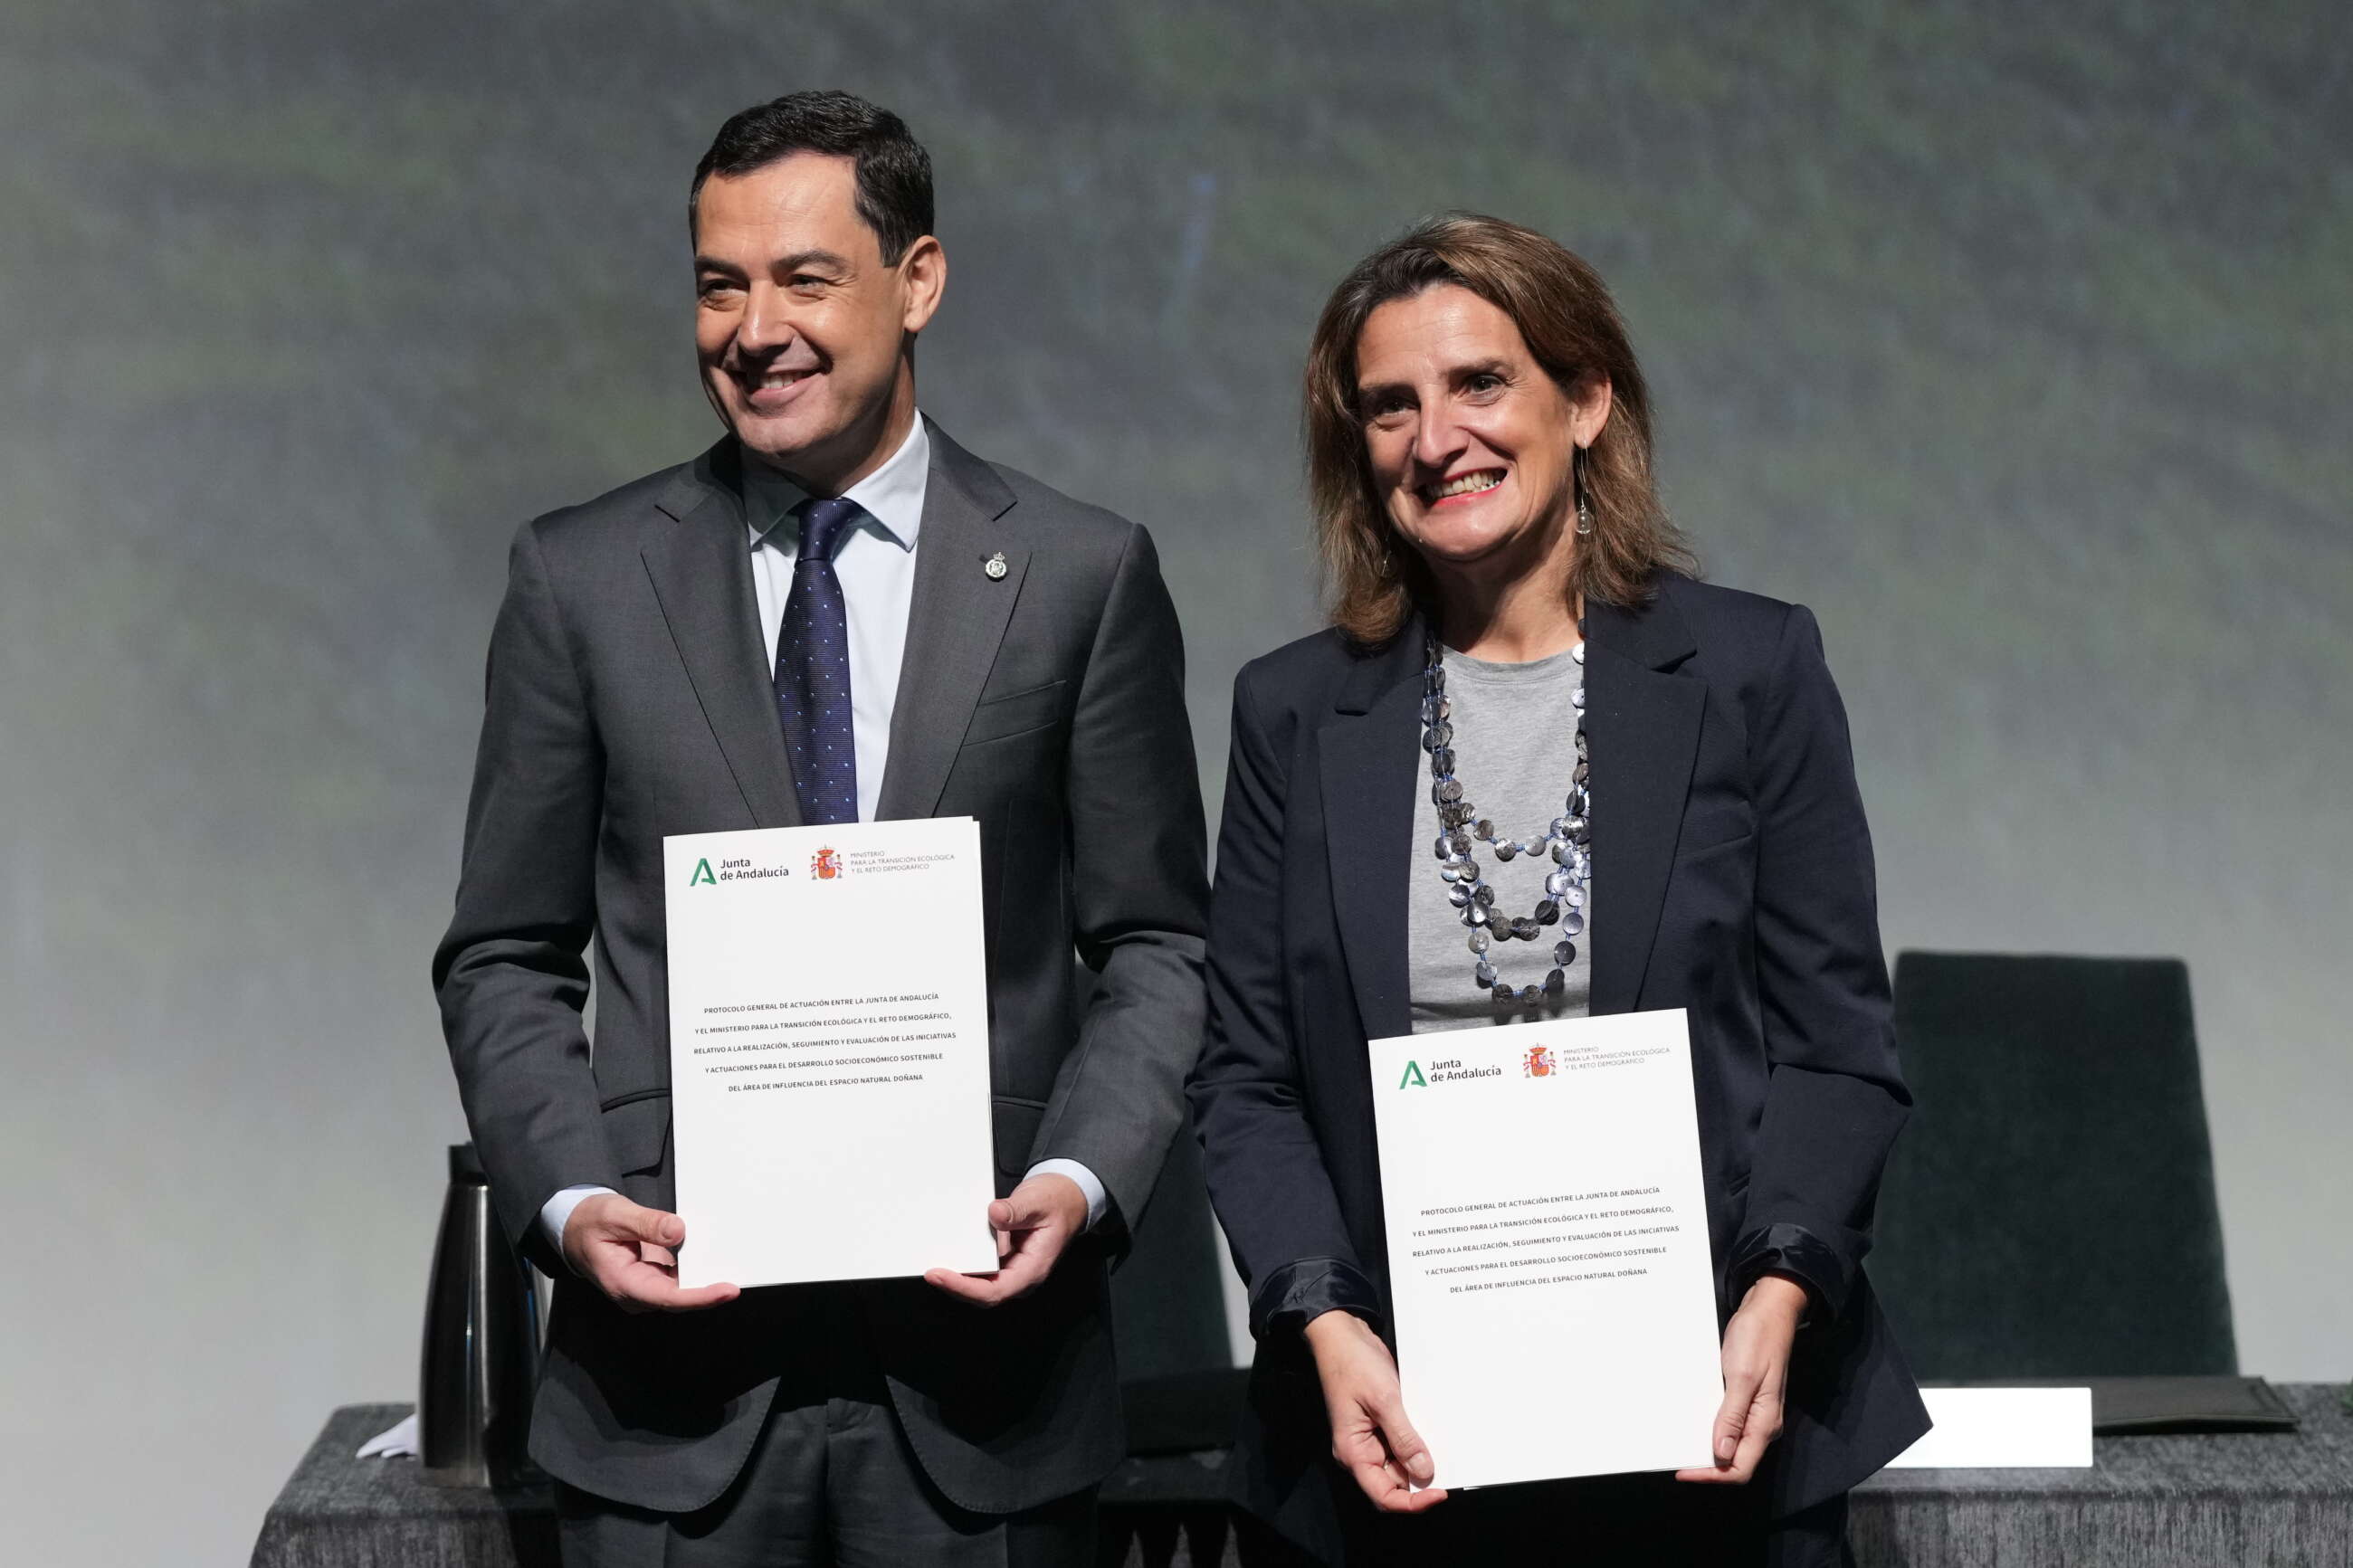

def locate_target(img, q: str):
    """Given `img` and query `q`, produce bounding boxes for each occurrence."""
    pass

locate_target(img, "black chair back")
[1872,951,2237,1378]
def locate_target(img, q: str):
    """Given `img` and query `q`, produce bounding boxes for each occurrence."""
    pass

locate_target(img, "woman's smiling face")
[1354,282,1607,580]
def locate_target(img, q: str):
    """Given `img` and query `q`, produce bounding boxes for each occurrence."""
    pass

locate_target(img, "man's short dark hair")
[691,90,934,264]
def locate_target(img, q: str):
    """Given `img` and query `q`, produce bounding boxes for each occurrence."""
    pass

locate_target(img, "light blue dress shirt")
[538,415,1108,1260]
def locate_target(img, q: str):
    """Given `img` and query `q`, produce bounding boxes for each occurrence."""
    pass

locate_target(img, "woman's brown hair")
[1305,214,1697,645]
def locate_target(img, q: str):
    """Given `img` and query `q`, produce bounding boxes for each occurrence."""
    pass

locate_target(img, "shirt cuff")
[1024,1159,1109,1232]
[539,1183,617,1267]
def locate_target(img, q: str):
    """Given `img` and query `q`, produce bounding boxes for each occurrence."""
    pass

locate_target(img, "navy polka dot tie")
[775,496,861,824]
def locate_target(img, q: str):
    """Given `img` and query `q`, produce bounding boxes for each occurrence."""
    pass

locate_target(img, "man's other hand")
[562,1193,741,1313]
[923,1173,1089,1307]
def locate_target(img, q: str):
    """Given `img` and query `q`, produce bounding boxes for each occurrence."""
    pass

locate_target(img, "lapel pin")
[983,551,1009,580]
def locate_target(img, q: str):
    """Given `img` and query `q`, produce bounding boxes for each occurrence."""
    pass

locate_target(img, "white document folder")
[1885,1388,2094,1468]
[1367,1010,1725,1490]
[662,817,998,1288]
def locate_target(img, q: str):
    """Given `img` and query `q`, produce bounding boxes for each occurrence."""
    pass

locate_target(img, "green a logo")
[1399,1060,1427,1089]
[689,858,717,887]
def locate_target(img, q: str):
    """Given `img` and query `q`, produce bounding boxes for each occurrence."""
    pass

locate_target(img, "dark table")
[255,1386,2353,1567]
[246,1407,1228,1568]
[1850,1382,2353,1566]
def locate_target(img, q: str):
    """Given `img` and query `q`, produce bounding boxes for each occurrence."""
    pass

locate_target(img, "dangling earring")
[1575,448,1595,536]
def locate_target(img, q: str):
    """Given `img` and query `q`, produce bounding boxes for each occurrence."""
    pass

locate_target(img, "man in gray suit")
[432,90,1208,1565]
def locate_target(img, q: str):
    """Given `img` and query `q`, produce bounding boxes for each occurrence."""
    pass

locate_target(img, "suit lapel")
[1583,593,1703,1015]
[1319,627,1426,1045]
[874,420,1024,822]
[640,441,801,831]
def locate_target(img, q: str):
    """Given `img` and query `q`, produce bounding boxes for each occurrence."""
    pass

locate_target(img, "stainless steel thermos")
[419,1142,541,1487]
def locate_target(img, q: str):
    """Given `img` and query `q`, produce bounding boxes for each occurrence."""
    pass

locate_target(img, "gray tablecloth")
[1851,1382,2353,1566]
[254,1386,2353,1567]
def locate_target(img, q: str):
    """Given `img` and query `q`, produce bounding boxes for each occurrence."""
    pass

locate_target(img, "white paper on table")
[1884,1388,2094,1468]
[663,817,997,1288]
[1367,1009,1724,1491]
[355,1411,417,1459]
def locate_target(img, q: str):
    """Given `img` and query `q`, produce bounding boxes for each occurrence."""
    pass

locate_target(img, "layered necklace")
[1423,630,1591,1004]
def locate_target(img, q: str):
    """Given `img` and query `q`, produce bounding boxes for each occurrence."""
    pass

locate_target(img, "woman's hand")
[1303,1309,1449,1513]
[1676,1274,1809,1484]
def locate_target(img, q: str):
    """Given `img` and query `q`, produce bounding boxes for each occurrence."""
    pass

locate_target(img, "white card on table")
[1885,1389,2094,1468]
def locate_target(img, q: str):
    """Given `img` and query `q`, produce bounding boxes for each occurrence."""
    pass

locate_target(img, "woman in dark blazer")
[1186,214,1929,1565]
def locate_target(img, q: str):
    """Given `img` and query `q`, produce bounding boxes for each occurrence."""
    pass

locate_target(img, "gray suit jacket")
[431,421,1210,1515]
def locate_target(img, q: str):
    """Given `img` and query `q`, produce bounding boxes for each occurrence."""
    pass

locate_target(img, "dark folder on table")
[1933,1376,2299,1435]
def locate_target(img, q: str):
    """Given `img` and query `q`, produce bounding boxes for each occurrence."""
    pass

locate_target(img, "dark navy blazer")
[1186,575,1929,1555]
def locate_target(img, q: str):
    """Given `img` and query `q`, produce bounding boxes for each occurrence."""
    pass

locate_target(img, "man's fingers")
[991,1249,1048,1297]
[654,1281,741,1312]
[580,1194,686,1249]
[603,1264,738,1313]
[614,1202,686,1249]
[923,1265,1034,1307]
[924,1266,1005,1305]
[922,1243,1049,1307]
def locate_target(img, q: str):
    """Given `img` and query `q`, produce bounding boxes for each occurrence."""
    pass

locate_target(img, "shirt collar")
[742,415,930,554]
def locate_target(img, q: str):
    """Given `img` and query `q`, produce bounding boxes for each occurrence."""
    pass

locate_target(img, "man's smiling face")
[691,153,941,492]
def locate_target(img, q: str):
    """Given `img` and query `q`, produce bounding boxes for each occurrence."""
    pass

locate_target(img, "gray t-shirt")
[1408,642,1595,1034]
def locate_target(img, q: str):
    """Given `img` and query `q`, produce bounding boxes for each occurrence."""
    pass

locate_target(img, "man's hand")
[923,1173,1088,1307]
[562,1193,741,1314]
[1303,1309,1447,1515]
[1676,1273,1809,1485]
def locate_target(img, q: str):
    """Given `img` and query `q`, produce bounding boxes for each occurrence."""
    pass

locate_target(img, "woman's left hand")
[1675,1274,1810,1485]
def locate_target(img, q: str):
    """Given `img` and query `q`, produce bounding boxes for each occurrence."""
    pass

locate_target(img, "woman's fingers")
[1713,1356,1762,1465]
[1366,1384,1437,1487]
[1330,1391,1443,1510]
[1678,1309,1792,1484]
[1677,1360,1784,1483]
[1339,1440,1447,1512]
[1302,1310,1448,1513]
[1356,1468,1449,1513]
[1355,1388,1443,1509]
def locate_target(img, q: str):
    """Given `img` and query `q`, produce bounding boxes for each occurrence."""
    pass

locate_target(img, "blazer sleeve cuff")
[1249,1256,1385,1340]
[1726,1221,1855,1323]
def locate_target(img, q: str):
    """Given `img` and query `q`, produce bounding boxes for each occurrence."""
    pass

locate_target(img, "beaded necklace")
[1423,632,1591,1004]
